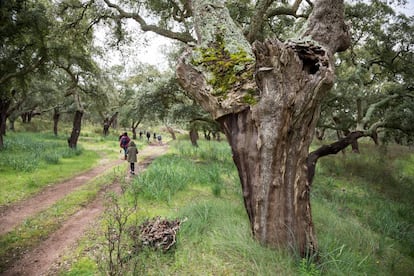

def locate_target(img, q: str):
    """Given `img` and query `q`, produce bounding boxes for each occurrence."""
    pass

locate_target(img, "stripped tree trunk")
[177,0,350,256]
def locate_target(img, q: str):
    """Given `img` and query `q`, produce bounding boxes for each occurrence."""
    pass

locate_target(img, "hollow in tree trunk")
[177,0,350,256]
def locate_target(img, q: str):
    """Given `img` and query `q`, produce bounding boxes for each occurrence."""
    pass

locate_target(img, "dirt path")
[0,157,124,236]
[1,143,168,276]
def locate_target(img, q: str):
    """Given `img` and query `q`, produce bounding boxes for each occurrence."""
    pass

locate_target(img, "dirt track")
[0,143,168,276]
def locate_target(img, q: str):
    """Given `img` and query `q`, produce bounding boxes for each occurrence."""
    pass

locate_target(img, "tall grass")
[314,143,414,274]
[131,140,240,203]
[0,132,83,172]
[62,140,414,275]
[0,132,100,205]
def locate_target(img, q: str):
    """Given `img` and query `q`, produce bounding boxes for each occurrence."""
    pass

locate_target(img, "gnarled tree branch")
[103,0,195,44]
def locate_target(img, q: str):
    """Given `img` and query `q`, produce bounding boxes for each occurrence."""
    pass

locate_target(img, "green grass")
[0,127,130,273]
[0,132,99,205]
[61,139,413,275]
[0,163,125,273]
[0,130,147,205]
[2,128,413,275]
[313,143,414,274]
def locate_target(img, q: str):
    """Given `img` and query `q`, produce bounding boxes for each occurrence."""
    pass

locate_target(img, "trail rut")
[0,143,168,276]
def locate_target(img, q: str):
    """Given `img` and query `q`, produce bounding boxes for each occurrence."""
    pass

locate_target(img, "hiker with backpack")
[119,132,130,160]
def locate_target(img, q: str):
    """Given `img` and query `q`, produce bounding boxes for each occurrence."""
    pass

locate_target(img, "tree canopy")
[1,0,413,258]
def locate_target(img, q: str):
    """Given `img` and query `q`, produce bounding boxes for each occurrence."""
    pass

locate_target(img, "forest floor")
[0,142,169,276]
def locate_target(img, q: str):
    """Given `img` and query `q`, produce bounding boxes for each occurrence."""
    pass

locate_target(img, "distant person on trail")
[139,131,143,139]
[157,135,162,145]
[127,141,138,175]
[119,132,130,160]
[146,131,151,142]
[153,132,157,140]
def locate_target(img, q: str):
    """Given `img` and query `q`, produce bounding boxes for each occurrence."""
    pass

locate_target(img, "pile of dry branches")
[132,217,183,251]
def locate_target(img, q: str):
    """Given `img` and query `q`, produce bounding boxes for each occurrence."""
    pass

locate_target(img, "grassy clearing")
[0,130,140,205]
[0,132,98,205]
[61,139,414,275]
[0,128,130,272]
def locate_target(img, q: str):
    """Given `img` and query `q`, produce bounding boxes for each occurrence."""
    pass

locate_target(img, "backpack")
[120,136,130,148]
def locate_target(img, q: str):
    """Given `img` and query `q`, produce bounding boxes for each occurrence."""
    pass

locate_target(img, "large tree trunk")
[68,110,83,148]
[217,38,334,255]
[177,0,350,256]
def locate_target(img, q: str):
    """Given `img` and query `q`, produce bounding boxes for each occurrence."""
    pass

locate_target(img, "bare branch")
[359,94,399,129]
[245,0,274,43]
[307,131,365,183]
[103,0,195,44]
[266,0,307,18]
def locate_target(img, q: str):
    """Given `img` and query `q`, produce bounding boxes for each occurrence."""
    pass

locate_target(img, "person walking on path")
[146,131,151,142]
[119,132,130,160]
[127,141,138,174]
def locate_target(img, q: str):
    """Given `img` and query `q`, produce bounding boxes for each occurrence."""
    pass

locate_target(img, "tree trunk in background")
[21,113,27,123]
[68,110,83,148]
[103,112,118,136]
[177,0,350,256]
[0,98,11,148]
[189,128,199,147]
[315,128,325,140]
[8,119,15,131]
[103,121,110,136]
[53,108,60,136]
[166,125,176,140]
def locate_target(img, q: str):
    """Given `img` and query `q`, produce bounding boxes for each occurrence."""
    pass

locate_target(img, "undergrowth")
[59,139,414,275]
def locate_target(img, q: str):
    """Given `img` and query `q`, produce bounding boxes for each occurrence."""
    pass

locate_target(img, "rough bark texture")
[301,0,350,53]
[67,110,83,149]
[177,0,350,256]
[219,39,333,254]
